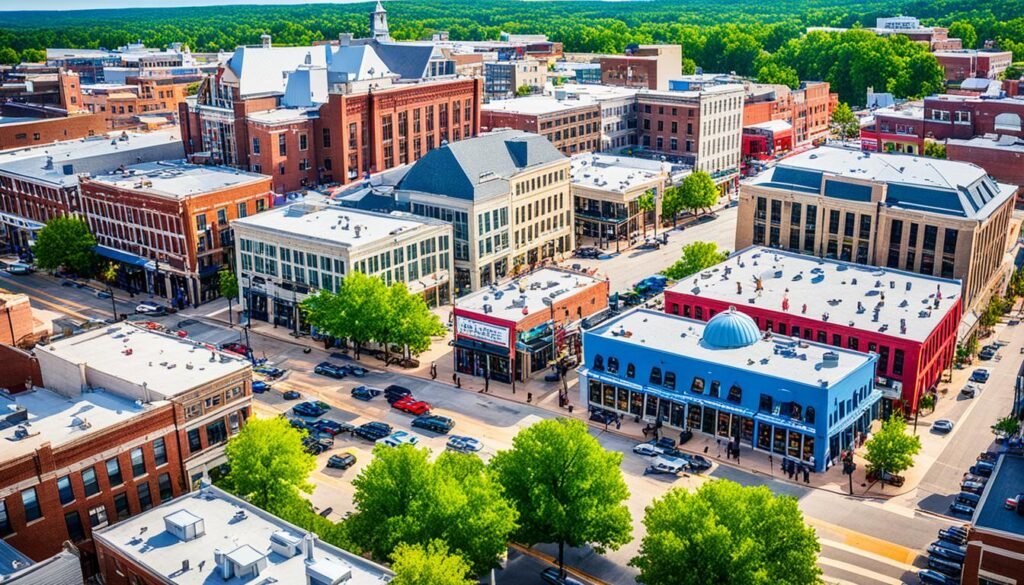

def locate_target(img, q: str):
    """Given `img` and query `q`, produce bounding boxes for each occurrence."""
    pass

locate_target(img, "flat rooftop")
[457,267,605,324]
[571,153,666,194]
[872,105,924,120]
[482,94,597,116]
[246,107,320,125]
[973,454,1024,536]
[37,324,250,399]
[590,308,873,387]
[94,485,392,585]
[0,387,156,461]
[639,83,745,100]
[948,135,1024,152]
[89,160,268,199]
[0,129,184,187]
[667,247,960,342]
[552,83,638,101]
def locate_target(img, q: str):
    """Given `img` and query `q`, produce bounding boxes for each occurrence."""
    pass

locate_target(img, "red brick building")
[743,81,837,146]
[0,69,106,150]
[83,74,199,130]
[924,94,1024,141]
[946,136,1024,189]
[859,105,926,154]
[80,161,273,306]
[480,95,601,156]
[934,50,1014,82]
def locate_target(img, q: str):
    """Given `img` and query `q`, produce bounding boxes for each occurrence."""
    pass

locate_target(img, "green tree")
[918,393,936,414]
[99,262,119,321]
[19,48,45,62]
[348,445,517,575]
[660,185,686,228]
[1003,62,1024,81]
[382,282,446,357]
[679,171,719,216]
[218,269,240,326]
[0,47,18,65]
[980,295,1010,331]
[663,241,728,280]
[637,191,657,238]
[830,102,860,141]
[515,84,532,97]
[390,541,475,585]
[993,416,1022,438]
[863,416,922,478]
[300,271,388,358]
[33,215,97,275]
[185,81,201,95]
[949,21,978,49]
[223,416,315,513]
[630,481,821,585]
[491,418,631,578]
[757,62,800,89]
[923,140,947,159]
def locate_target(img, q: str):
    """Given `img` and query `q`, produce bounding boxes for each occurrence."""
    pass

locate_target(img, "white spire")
[370,0,390,41]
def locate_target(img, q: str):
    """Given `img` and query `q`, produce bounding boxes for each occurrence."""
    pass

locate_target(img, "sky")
[0,0,368,10]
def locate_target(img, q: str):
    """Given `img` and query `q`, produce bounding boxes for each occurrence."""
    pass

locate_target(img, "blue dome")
[702,307,761,349]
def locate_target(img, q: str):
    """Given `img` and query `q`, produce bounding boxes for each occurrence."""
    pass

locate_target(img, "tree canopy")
[663,241,729,280]
[223,416,316,513]
[390,541,476,585]
[490,418,632,576]
[348,445,517,575]
[630,480,821,585]
[32,215,97,275]
[863,415,922,477]
[830,102,860,141]
[679,171,719,215]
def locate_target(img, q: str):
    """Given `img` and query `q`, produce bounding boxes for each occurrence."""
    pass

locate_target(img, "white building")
[232,200,454,329]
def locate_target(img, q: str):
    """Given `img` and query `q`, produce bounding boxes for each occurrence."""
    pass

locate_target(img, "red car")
[220,342,251,356]
[391,395,431,415]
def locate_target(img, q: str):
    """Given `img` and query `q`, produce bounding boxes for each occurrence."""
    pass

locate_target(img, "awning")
[754,412,817,435]
[577,368,645,392]
[94,245,149,268]
[453,337,510,359]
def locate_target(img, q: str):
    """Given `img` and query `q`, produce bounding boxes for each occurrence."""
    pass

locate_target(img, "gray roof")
[397,130,565,200]
[365,40,436,80]
[0,540,32,577]
[973,454,1024,536]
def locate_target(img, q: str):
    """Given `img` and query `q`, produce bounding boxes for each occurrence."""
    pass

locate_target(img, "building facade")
[580,308,880,472]
[551,84,639,150]
[961,454,1024,585]
[454,267,608,382]
[947,135,1024,188]
[742,81,837,147]
[924,94,1024,141]
[599,45,682,91]
[80,161,273,307]
[934,50,1014,82]
[664,247,962,415]
[481,95,602,156]
[484,59,546,100]
[83,74,199,129]
[859,104,926,154]
[735,147,1018,314]
[232,201,454,331]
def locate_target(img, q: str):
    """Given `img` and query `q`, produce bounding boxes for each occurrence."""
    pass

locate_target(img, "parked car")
[948,501,976,517]
[589,408,618,425]
[220,342,251,356]
[288,418,313,432]
[384,385,412,404]
[252,380,270,394]
[932,419,955,434]
[377,430,420,448]
[679,453,713,472]
[938,526,968,546]
[392,395,432,415]
[928,543,966,563]
[254,365,286,379]
[96,289,112,299]
[446,435,482,454]
[926,556,962,578]
[282,390,302,401]
[643,455,688,477]
[968,464,993,478]
[314,361,347,379]
[960,480,986,495]
[292,401,329,417]
[4,262,33,275]
[574,247,601,259]
[135,301,166,315]
[955,492,981,507]
[918,569,958,585]
[978,345,997,360]
[1004,492,1024,510]
[633,442,661,457]
[354,422,393,441]
[971,368,991,383]
[346,365,369,377]
[978,451,999,463]
[411,414,454,434]
[960,383,979,398]
[351,386,381,401]
[619,291,644,307]
[540,567,587,585]
[327,452,357,470]
[310,420,354,437]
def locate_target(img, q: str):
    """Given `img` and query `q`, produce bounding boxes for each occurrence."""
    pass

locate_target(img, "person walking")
[430,362,437,380]
[484,374,490,393]
[803,466,810,484]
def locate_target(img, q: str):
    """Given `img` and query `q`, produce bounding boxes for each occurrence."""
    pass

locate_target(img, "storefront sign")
[456,317,510,348]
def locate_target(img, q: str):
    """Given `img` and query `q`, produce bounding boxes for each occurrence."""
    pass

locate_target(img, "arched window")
[593,354,604,371]
[789,402,802,420]
[606,357,619,374]
[995,113,1022,132]
[805,406,816,424]
[727,384,742,404]
[626,363,635,378]
[650,367,663,385]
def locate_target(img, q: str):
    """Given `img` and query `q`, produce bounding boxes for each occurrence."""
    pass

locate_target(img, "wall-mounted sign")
[456,317,510,348]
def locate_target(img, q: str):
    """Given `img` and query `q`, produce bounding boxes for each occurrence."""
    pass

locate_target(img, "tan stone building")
[736,146,1018,316]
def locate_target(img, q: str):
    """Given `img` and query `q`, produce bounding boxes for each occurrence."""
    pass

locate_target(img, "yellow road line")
[0,277,96,312]
[0,285,92,321]
[508,543,616,585]
[807,517,919,565]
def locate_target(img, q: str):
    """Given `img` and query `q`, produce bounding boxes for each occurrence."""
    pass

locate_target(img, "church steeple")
[370,1,390,41]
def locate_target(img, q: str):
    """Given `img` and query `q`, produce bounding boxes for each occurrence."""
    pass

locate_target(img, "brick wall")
[947,142,1024,187]
[0,294,36,347]
[0,344,41,392]
[0,113,106,151]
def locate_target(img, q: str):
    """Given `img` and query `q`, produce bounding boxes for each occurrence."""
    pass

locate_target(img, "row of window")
[592,354,744,403]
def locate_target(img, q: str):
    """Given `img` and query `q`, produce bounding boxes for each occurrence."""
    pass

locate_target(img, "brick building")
[0,130,184,254]
[742,81,837,146]
[83,74,200,129]
[924,94,1024,141]
[871,16,964,51]
[0,344,41,394]
[663,246,962,415]
[947,135,1024,188]
[0,69,107,150]
[0,292,36,347]
[80,161,273,306]
[859,104,926,154]
[934,50,1014,82]
[481,95,601,156]
[735,147,1018,316]
[961,454,1024,584]
[599,45,682,91]
[453,266,608,383]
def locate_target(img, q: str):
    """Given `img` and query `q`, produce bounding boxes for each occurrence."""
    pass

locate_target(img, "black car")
[311,420,354,437]
[346,365,369,377]
[955,492,980,507]
[411,414,455,434]
[926,555,962,578]
[384,385,412,404]
[948,501,975,517]
[351,386,381,401]
[918,569,958,585]
[303,436,333,455]
[978,346,996,360]
[928,543,965,563]
[327,453,357,470]
[354,422,393,441]
[589,408,618,425]
[293,401,328,417]
[282,390,302,400]
[938,526,968,546]
[314,361,347,379]
[969,464,993,478]
[574,247,601,259]
[679,453,713,472]
[540,567,587,585]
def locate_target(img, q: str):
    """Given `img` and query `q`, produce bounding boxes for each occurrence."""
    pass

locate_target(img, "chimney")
[339,33,353,46]
[261,34,272,49]
[304,533,316,562]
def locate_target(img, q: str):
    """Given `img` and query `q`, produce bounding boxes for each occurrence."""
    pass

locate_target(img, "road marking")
[806,517,919,565]
[817,557,905,585]
[508,543,616,585]
[0,286,92,321]
[818,537,918,572]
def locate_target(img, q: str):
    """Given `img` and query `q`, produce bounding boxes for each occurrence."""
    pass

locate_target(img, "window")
[206,420,228,445]
[153,437,167,466]
[663,371,676,390]
[130,447,146,477]
[606,357,619,374]
[593,355,604,371]
[158,473,173,502]
[727,385,742,404]
[64,511,85,542]
[759,394,773,412]
[89,505,108,529]
[0,501,9,535]
[299,133,308,151]
[252,137,260,154]
[22,487,41,522]
[278,134,287,156]
[626,363,635,378]
[137,483,153,512]
[57,476,74,505]
[82,468,99,497]
[893,349,905,376]
[708,380,721,398]
[114,492,130,521]
[106,457,123,486]
[805,406,815,424]
[650,367,663,385]
[188,429,202,454]
[690,376,705,393]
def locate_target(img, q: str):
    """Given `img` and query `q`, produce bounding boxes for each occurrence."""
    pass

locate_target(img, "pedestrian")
[430,362,437,380]
[615,418,621,430]
[808,455,815,469]
[803,466,810,484]
[452,372,457,384]
[527,392,533,403]
[456,376,461,389]
[734,446,740,464]
[716,438,722,458]
[703,445,709,454]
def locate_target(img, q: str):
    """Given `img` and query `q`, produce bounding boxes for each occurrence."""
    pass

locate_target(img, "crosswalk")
[818,537,919,585]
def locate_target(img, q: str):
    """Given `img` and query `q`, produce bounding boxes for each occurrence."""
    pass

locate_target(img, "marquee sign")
[456,317,511,348]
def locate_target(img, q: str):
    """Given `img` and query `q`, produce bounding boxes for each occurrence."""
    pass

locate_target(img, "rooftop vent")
[821,351,840,368]
[269,530,302,558]
[164,509,205,542]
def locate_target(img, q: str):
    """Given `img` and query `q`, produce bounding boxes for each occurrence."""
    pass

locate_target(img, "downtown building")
[0,69,107,151]
[179,2,483,194]
[961,454,1024,584]
[231,199,454,331]
[599,45,683,92]
[735,147,1018,316]
[79,160,274,307]
[663,246,962,416]
[480,94,602,156]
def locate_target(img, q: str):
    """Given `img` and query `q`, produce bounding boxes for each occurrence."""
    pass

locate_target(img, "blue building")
[579,307,882,471]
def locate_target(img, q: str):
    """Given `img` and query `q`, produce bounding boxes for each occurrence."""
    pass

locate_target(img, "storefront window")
[717,411,732,437]
[803,436,815,462]
[741,417,754,444]
[630,391,643,416]
[602,384,615,408]
[687,404,702,430]
[789,402,802,420]
[773,427,786,454]
[617,388,629,412]
[788,431,802,458]
[757,423,772,450]
[645,394,659,418]
[671,402,685,427]
[702,407,715,434]
[588,380,601,404]
[759,394,772,412]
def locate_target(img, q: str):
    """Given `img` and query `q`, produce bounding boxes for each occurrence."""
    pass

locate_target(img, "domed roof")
[702,306,761,349]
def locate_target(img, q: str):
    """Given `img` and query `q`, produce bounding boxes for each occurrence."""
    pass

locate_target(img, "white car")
[961,383,979,398]
[376,430,420,448]
[4,262,32,275]
[446,435,482,454]
[632,443,661,457]
[135,301,166,314]
[933,419,955,434]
